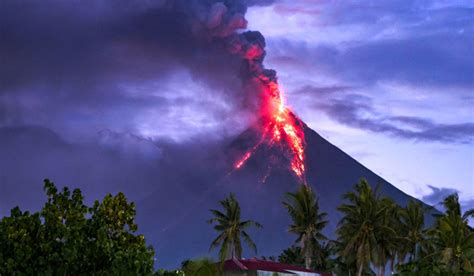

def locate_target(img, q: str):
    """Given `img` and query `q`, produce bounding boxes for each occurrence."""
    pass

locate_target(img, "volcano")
[137,118,434,269]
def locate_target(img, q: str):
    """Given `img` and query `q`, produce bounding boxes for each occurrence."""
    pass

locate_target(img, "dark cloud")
[266,1,474,91]
[337,34,474,88]
[422,185,474,225]
[299,85,474,143]
[389,116,435,129]
[422,185,460,206]
[0,2,283,266]
[0,124,237,267]
[0,0,277,92]
[269,31,473,91]
[0,0,278,139]
[290,85,353,96]
[0,124,237,221]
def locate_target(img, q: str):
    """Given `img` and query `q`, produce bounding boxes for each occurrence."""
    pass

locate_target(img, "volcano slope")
[137,122,435,268]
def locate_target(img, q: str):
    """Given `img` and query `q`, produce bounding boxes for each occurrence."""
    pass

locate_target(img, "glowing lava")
[234,79,306,181]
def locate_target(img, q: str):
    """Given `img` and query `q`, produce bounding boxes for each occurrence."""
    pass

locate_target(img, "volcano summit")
[135,119,433,268]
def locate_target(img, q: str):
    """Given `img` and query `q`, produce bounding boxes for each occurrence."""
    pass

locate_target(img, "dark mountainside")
[0,124,435,269]
[137,121,435,268]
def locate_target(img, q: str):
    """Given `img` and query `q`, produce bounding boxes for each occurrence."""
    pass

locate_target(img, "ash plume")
[183,0,283,110]
[180,1,306,180]
[0,0,277,137]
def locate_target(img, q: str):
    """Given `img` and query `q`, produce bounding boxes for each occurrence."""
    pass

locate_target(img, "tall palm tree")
[208,193,262,262]
[428,194,474,272]
[375,197,400,276]
[336,178,396,276]
[282,184,328,269]
[398,200,427,264]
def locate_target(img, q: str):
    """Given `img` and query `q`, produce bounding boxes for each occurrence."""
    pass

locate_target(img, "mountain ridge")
[138,122,437,268]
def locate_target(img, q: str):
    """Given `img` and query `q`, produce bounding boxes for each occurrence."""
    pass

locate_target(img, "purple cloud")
[299,85,474,143]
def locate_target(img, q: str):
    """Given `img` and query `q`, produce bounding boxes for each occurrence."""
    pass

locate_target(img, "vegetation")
[208,193,262,261]
[0,179,154,275]
[1,177,472,274]
[427,194,474,272]
[154,269,185,276]
[277,246,305,266]
[273,178,474,275]
[336,179,395,275]
[398,200,427,264]
[181,258,220,276]
[282,185,328,269]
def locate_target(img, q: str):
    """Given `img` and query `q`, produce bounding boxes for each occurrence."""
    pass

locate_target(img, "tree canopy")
[0,179,155,275]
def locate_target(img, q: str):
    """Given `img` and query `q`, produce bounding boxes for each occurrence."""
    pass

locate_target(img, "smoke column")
[187,1,307,181]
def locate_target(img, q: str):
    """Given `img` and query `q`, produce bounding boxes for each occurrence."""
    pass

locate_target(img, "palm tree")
[282,184,328,269]
[427,194,474,272]
[375,197,401,276]
[336,178,396,276]
[208,193,262,261]
[398,200,427,264]
[313,241,336,271]
[332,241,358,275]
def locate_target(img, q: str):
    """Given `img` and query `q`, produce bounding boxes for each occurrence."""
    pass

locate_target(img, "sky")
[246,0,474,209]
[0,0,472,219]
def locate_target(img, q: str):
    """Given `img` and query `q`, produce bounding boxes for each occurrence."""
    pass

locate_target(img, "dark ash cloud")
[0,1,283,267]
[0,0,277,140]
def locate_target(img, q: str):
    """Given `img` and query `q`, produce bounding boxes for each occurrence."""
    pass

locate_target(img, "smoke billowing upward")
[112,0,304,179]
[190,2,307,180]
[0,0,308,265]
[184,1,279,105]
[162,0,308,180]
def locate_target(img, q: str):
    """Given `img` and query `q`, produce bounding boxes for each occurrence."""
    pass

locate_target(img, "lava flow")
[234,78,306,181]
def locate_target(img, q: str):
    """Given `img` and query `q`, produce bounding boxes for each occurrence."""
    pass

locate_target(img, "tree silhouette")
[208,193,262,261]
[283,185,328,269]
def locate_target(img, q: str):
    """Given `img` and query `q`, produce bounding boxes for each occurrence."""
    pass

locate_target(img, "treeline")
[0,179,472,275]
[204,178,474,275]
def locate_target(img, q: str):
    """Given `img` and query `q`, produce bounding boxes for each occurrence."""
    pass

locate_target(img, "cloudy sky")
[247,0,474,208]
[0,0,472,215]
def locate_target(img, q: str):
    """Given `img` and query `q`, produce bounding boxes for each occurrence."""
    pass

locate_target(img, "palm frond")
[242,230,258,254]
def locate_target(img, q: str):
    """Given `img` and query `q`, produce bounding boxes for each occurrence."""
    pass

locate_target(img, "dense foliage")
[270,178,474,275]
[181,258,220,276]
[0,179,155,275]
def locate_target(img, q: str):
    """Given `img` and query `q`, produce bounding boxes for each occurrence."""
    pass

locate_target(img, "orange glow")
[234,79,306,182]
[235,151,252,169]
